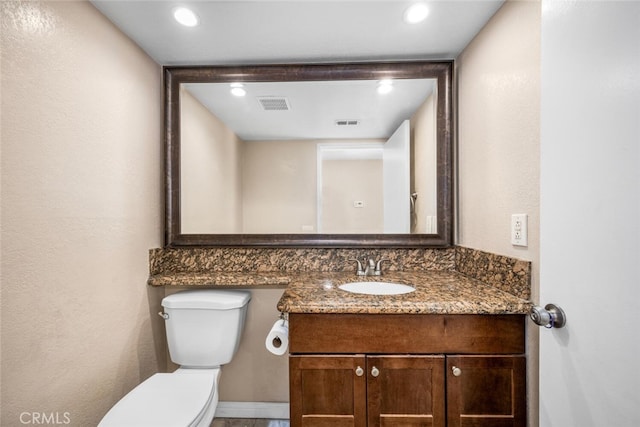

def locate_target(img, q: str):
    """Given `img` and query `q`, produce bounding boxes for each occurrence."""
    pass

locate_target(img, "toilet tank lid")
[162,290,251,310]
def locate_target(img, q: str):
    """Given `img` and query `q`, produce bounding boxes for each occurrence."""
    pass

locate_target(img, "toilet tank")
[161,290,251,368]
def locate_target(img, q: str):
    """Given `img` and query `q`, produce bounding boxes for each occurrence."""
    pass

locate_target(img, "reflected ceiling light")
[173,7,199,27]
[230,83,246,97]
[377,79,393,95]
[403,3,429,24]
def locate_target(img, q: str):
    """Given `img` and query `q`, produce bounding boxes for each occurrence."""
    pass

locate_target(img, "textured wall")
[163,287,290,403]
[321,158,383,233]
[411,92,437,233]
[456,1,541,426]
[242,139,318,233]
[181,87,243,234]
[1,1,162,425]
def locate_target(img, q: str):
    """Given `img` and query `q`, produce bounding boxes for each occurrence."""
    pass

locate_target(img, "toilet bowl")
[98,290,251,427]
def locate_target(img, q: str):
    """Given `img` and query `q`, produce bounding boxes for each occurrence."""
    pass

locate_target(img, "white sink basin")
[338,281,415,295]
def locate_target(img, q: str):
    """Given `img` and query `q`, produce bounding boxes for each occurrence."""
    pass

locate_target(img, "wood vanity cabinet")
[288,313,526,427]
[290,354,445,427]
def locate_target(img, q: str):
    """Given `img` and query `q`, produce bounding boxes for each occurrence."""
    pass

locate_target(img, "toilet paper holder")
[274,312,288,348]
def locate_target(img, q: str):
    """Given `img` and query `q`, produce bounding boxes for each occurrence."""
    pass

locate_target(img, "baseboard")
[215,401,290,419]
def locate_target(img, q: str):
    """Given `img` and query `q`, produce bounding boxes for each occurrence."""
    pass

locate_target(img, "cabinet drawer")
[289,314,525,354]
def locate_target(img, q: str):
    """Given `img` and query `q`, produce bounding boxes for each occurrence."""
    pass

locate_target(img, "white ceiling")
[91,0,504,65]
[184,79,435,140]
[91,0,504,139]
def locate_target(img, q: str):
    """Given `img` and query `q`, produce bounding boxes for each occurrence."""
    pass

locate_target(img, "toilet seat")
[98,369,219,427]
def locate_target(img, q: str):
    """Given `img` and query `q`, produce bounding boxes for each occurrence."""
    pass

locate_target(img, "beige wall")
[242,140,317,233]
[1,1,163,426]
[411,92,437,233]
[456,1,540,426]
[163,287,289,403]
[322,159,383,233]
[181,88,243,234]
[243,140,387,234]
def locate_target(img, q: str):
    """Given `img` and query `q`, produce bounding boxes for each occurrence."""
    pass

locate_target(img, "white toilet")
[99,289,251,427]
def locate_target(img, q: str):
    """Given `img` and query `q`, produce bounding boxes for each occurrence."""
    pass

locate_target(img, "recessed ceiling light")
[230,83,246,97]
[173,7,199,27]
[377,79,393,95]
[403,3,429,24]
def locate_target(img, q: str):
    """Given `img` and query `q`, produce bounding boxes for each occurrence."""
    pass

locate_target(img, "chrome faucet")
[352,258,386,276]
[364,258,376,276]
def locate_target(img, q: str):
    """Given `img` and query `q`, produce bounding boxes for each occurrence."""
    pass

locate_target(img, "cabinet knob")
[371,366,380,377]
[355,366,364,377]
[452,366,462,377]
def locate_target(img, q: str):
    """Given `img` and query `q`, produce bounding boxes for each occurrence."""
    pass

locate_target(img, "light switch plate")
[511,214,528,247]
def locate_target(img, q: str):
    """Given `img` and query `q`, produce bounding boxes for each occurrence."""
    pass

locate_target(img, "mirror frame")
[164,61,453,248]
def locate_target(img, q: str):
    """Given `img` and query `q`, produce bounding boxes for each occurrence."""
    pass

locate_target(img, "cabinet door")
[367,355,446,427]
[446,355,526,427]
[290,355,367,427]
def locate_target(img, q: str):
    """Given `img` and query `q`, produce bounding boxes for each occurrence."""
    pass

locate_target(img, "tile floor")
[211,419,290,427]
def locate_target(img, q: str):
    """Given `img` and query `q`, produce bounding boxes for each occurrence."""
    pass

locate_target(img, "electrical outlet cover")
[511,214,528,247]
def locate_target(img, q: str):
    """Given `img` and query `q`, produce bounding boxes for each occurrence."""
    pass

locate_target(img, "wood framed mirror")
[165,61,453,247]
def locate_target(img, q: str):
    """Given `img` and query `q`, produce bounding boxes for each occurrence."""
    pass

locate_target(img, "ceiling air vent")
[335,120,360,126]
[257,97,291,111]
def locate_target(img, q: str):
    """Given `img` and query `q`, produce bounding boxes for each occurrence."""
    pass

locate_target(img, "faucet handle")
[375,259,387,274]
[350,259,365,275]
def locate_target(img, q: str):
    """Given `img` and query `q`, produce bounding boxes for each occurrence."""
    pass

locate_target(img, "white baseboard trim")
[215,401,290,419]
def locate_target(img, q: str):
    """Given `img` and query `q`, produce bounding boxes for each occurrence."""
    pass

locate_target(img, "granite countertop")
[276,271,532,315]
[148,270,531,315]
[148,246,531,315]
[148,271,291,287]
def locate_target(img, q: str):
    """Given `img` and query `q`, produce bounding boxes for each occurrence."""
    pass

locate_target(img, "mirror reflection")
[180,78,438,235]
